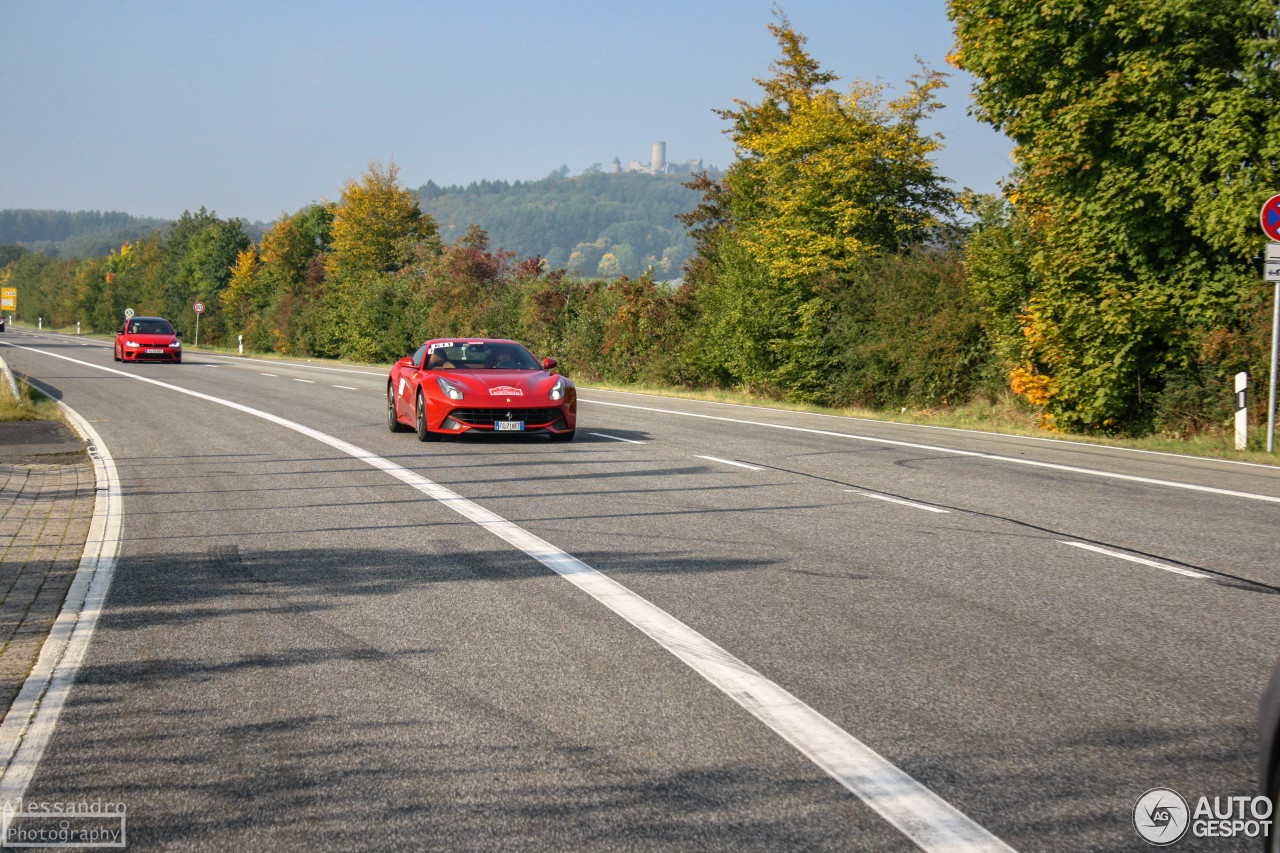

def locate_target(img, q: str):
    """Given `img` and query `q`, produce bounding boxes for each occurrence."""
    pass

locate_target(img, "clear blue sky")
[0,0,1013,224]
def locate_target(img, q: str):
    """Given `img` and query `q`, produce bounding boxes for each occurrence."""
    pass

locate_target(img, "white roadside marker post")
[1235,372,1249,451]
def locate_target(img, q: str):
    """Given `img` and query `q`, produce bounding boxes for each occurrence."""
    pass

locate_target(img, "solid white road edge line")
[1060,541,1210,580]
[586,399,1280,505]
[695,455,764,471]
[588,432,644,444]
[0,402,121,826]
[843,490,950,514]
[9,342,1015,853]
[580,387,1280,471]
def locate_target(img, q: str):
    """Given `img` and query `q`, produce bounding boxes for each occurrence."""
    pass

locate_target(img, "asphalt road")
[2,328,1277,852]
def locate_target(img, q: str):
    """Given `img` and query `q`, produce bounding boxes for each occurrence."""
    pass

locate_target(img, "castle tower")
[651,141,666,174]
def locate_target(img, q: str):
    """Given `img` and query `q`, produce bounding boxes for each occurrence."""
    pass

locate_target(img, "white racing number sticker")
[489,386,523,396]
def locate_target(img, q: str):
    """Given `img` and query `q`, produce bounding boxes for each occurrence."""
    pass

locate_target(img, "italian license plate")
[145,348,165,354]
[495,421,524,431]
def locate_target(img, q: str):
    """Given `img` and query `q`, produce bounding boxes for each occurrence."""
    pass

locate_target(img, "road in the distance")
[2,328,1277,852]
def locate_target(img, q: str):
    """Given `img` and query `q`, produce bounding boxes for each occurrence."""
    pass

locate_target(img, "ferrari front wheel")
[388,384,409,432]
[415,391,440,442]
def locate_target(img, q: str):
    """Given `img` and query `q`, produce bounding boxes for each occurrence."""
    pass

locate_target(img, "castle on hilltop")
[612,142,703,176]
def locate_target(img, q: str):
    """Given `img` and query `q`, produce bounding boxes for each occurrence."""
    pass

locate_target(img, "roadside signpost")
[1262,195,1280,242]
[193,301,205,347]
[1,287,15,312]
[1261,196,1280,452]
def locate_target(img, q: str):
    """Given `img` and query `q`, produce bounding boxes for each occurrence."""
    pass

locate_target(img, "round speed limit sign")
[193,302,205,314]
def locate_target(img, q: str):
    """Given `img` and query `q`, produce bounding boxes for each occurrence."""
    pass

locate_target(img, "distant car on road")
[1261,660,1280,852]
[387,338,576,442]
[0,316,5,332]
[114,316,182,363]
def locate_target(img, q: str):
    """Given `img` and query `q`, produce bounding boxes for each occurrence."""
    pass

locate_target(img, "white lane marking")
[292,378,315,384]
[581,387,1280,471]
[586,399,1280,505]
[334,385,358,391]
[696,455,764,471]
[0,402,121,828]
[1060,541,1210,580]
[589,432,644,444]
[260,373,278,377]
[843,490,950,514]
[10,342,1015,853]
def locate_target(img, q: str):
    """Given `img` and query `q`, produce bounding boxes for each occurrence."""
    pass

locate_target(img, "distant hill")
[1,170,708,278]
[0,209,172,258]
[0,209,271,259]
[415,170,712,279]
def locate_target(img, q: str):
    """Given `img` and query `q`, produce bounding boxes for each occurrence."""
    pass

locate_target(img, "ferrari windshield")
[426,342,540,370]
[127,319,174,335]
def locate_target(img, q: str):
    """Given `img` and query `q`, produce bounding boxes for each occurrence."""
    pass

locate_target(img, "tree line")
[2,6,1277,438]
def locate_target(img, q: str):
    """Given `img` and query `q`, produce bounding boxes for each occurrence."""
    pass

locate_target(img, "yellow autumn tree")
[719,15,953,283]
[687,12,955,400]
[221,246,261,328]
[326,161,439,278]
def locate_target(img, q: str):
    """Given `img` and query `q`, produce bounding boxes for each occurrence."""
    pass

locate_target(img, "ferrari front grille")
[448,408,562,426]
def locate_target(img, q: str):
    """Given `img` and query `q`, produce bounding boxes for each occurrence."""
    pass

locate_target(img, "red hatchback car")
[114,317,182,363]
[387,338,576,441]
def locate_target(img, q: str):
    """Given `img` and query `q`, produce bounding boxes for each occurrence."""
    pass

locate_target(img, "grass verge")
[0,378,63,423]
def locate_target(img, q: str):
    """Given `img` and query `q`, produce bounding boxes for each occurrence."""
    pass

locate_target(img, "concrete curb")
[0,401,120,816]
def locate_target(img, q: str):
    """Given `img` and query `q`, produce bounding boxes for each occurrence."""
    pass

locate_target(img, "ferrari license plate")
[145,348,165,354]
[495,421,524,431]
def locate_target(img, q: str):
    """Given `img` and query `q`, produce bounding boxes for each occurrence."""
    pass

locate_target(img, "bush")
[824,247,997,408]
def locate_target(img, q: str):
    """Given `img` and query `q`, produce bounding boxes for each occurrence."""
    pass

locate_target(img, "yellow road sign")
[0,288,15,311]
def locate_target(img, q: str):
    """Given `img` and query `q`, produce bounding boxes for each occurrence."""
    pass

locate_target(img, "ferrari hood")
[447,370,558,400]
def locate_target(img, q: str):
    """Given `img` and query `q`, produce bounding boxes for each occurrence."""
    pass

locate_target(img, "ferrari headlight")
[125,340,140,347]
[436,376,464,400]
[549,377,566,401]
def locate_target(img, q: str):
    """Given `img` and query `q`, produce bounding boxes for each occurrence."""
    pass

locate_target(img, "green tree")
[949,0,1280,432]
[172,216,250,343]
